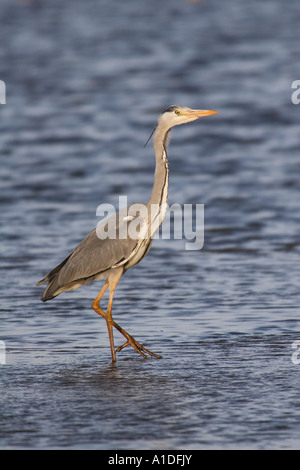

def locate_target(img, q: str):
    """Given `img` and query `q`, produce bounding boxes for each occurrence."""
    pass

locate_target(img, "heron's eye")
[175,110,181,116]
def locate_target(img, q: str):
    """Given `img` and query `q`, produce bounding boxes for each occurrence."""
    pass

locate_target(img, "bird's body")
[37,207,151,301]
[37,105,218,362]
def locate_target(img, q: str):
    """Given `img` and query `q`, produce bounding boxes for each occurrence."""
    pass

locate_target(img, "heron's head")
[159,105,218,129]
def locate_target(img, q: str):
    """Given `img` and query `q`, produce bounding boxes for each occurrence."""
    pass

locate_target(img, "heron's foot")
[116,334,162,359]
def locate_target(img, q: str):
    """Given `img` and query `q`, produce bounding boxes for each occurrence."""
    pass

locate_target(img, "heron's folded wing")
[41,209,140,287]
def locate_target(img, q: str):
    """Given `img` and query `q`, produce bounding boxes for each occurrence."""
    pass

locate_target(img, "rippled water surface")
[1,0,300,450]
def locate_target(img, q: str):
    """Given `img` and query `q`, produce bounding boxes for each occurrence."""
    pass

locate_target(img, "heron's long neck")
[148,124,170,207]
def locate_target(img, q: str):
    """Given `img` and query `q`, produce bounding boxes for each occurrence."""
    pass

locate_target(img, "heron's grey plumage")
[37,206,147,301]
[36,105,218,362]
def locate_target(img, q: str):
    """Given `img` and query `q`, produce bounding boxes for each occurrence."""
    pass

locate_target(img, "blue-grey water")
[1,0,300,450]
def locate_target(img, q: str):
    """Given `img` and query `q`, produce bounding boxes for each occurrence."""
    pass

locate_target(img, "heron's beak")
[184,108,219,121]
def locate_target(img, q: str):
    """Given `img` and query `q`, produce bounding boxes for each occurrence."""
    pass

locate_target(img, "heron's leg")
[116,336,162,359]
[113,323,162,358]
[91,281,116,362]
[105,284,162,361]
[92,281,162,360]
[92,281,109,309]
[106,286,116,363]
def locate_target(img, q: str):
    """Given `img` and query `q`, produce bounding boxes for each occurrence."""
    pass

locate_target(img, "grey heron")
[37,105,218,362]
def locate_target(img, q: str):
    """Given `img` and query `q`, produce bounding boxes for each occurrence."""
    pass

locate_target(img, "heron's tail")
[36,276,60,302]
[36,253,72,301]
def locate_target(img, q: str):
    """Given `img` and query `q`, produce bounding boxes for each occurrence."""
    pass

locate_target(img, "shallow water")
[1,0,300,450]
